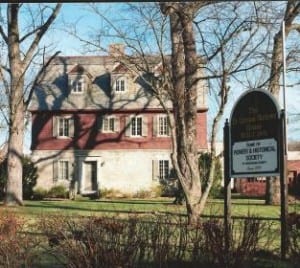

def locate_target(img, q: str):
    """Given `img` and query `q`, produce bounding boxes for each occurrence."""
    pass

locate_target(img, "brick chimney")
[109,43,125,58]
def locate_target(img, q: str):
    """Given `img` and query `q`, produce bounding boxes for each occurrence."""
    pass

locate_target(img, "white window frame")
[157,115,170,136]
[102,116,115,133]
[58,160,69,180]
[114,77,127,93]
[159,160,169,180]
[59,117,70,137]
[131,116,143,136]
[55,116,74,138]
[71,78,85,93]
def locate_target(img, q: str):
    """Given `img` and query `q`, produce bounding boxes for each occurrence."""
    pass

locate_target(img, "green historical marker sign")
[225,89,287,260]
[230,89,281,177]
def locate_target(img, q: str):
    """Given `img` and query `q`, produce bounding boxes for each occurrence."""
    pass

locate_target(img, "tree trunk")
[265,177,280,205]
[266,0,300,205]
[5,94,24,205]
[4,4,24,205]
[1,3,61,205]
[166,4,203,224]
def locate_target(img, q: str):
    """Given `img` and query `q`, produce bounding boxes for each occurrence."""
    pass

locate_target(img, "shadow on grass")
[81,198,173,205]
[210,197,270,207]
[19,198,185,217]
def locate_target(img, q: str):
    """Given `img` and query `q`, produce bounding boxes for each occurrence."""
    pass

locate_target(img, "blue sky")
[47,3,130,56]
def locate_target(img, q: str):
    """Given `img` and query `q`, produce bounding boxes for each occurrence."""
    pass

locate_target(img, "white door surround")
[77,156,101,195]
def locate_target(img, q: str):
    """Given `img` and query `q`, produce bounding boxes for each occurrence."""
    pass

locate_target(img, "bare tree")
[0,3,62,205]
[161,2,269,223]
[261,0,300,205]
[64,2,271,223]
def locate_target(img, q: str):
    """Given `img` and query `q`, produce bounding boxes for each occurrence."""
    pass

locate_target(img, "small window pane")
[115,78,126,92]
[102,116,115,132]
[72,79,84,93]
[131,117,142,136]
[59,118,69,137]
[159,160,169,180]
[59,161,69,180]
[158,116,169,136]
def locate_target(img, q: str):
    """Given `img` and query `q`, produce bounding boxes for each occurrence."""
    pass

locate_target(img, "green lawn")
[0,197,298,268]
[1,196,299,220]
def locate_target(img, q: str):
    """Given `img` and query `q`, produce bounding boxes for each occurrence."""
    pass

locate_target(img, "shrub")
[38,214,277,267]
[0,211,41,267]
[40,215,143,268]
[199,152,223,198]
[151,184,163,198]
[289,222,300,265]
[99,188,132,199]
[47,185,68,199]
[32,187,48,200]
[133,190,152,198]
[196,217,276,267]
[0,156,38,200]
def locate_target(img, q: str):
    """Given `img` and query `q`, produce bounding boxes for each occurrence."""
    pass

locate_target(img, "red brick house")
[29,45,208,196]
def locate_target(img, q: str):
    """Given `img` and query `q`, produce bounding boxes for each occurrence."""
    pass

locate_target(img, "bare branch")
[0,25,8,44]
[0,67,10,95]
[22,4,62,70]
[24,50,61,108]
[290,23,300,33]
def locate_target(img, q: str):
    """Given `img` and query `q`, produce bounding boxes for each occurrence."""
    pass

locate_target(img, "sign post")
[224,89,287,259]
[223,119,231,259]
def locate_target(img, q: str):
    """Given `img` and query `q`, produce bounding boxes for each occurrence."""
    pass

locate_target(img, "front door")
[84,161,98,193]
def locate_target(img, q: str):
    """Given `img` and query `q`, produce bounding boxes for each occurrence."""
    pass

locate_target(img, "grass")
[1,196,299,220]
[0,196,298,268]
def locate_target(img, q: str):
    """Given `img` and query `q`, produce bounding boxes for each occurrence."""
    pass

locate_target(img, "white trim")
[71,78,85,94]
[56,115,74,138]
[131,115,143,137]
[114,76,127,93]
[101,116,117,133]
[157,114,170,137]
[77,156,100,195]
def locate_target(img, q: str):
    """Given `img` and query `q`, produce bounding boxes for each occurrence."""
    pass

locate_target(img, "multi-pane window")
[59,118,70,137]
[115,78,126,92]
[158,115,169,136]
[159,160,169,180]
[59,160,69,180]
[131,117,142,136]
[55,116,74,138]
[102,117,115,132]
[72,79,84,93]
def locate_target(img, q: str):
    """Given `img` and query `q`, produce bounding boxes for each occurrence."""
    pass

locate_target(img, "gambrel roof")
[68,64,93,79]
[28,54,207,112]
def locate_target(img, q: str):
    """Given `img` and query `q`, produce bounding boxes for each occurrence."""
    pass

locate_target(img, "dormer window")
[68,64,92,94]
[114,77,127,92]
[71,78,85,93]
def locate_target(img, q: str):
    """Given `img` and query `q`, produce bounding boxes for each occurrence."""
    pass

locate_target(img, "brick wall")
[234,178,266,197]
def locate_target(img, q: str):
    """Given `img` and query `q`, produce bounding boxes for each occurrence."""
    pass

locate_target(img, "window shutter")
[153,115,158,137]
[142,116,148,137]
[68,161,74,181]
[152,160,159,181]
[111,74,116,90]
[68,78,72,88]
[81,80,85,92]
[97,115,104,132]
[114,116,120,132]
[125,116,131,137]
[53,160,58,182]
[52,116,58,137]
[68,117,75,137]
